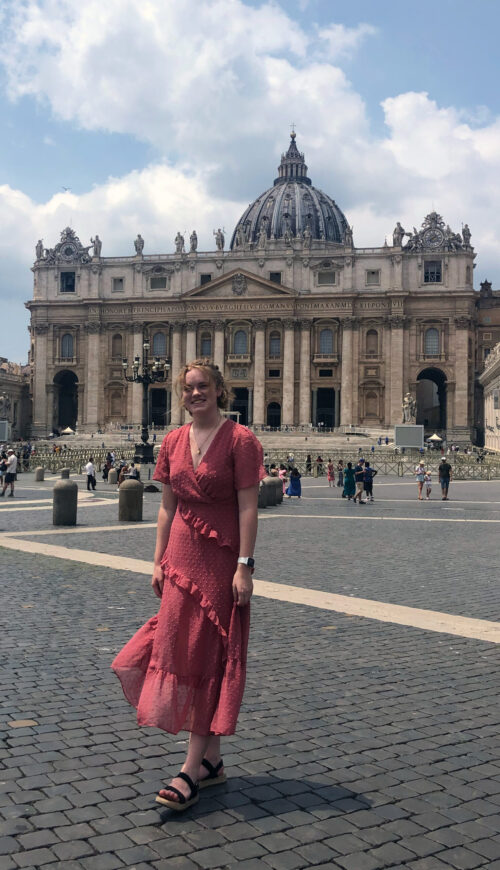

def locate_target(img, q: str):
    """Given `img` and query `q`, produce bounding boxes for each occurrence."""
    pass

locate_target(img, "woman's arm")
[232,484,259,607]
[151,484,178,598]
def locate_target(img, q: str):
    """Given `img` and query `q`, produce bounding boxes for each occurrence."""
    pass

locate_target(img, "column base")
[446,425,471,445]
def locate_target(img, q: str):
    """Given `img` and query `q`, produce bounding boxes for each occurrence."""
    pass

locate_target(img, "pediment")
[183,268,296,299]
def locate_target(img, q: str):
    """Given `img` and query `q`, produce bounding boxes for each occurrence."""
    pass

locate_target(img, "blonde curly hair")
[175,359,234,411]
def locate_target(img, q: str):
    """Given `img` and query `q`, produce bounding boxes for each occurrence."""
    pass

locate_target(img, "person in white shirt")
[85,457,96,491]
[1,449,17,497]
[424,470,432,500]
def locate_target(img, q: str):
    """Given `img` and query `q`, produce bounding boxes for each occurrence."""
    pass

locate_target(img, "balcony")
[313,353,338,365]
[55,357,77,366]
[416,352,447,362]
[227,353,251,364]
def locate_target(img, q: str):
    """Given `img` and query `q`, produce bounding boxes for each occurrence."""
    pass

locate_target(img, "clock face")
[61,243,77,260]
[423,228,444,249]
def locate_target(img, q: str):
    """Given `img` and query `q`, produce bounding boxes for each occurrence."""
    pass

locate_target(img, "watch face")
[423,228,444,248]
[61,243,77,259]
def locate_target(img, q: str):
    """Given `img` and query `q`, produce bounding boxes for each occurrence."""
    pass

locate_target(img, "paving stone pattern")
[0,475,500,868]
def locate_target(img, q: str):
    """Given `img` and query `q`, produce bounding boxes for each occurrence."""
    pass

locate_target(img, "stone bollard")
[53,479,78,526]
[60,468,70,479]
[108,468,118,485]
[119,479,144,521]
[261,476,278,507]
[35,467,45,482]
[258,480,268,508]
[271,476,283,504]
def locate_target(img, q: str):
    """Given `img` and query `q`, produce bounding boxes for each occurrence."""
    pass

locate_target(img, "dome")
[230,132,349,249]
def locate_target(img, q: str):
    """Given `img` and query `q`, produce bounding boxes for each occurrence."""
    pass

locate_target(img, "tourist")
[286,467,302,499]
[363,460,377,502]
[118,463,130,486]
[85,456,96,491]
[0,449,17,498]
[385,436,389,446]
[305,454,312,474]
[353,460,366,504]
[337,459,343,490]
[327,458,335,488]
[0,449,7,487]
[414,459,426,500]
[424,468,432,500]
[439,456,453,500]
[128,463,139,479]
[343,461,355,500]
[278,463,288,494]
[112,359,264,812]
[315,455,324,475]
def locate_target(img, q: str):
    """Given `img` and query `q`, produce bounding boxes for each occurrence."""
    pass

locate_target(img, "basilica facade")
[28,133,479,441]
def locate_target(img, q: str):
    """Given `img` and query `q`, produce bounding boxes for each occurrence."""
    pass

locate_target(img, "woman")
[112,360,264,811]
[414,459,426,500]
[343,461,356,500]
[278,463,288,495]
[286,467,301,499]
[305,454,312,475]
[337,459,344,490]
[326,459,335,488]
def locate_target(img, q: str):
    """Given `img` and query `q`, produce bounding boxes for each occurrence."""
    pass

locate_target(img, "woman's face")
[183,367,220,416]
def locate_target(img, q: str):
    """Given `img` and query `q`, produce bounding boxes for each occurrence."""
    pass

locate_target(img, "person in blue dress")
[343,461,356,500]
[286,467,301,499]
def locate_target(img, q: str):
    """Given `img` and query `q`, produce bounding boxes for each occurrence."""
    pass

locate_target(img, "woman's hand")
[152,563,165,598]
[232,565,253,607]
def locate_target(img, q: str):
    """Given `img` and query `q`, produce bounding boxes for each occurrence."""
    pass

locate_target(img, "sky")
[1,0,500,363]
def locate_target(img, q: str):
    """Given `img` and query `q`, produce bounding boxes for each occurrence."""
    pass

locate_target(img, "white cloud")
[317,22,378,60]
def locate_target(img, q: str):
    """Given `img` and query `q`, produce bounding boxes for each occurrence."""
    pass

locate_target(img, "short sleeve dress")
[112,420,264,737]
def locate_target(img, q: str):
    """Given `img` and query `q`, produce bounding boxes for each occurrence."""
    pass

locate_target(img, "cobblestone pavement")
[1,473,500,869]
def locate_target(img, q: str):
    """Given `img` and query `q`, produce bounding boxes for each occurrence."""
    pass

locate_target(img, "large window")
[366,329,378,356]
[60,272,75,293]
[269,272,282,284]
[150,276,167,290]
[365,270,380,286]
[319,328,334,354]
[424,260,442,283]
[269,331,281,357]
[112,334,122,358]
[234,330,248,354]
[317,270,336,286]
[200,274,212,285]
[200,332,212,356]
[152,332,167,357]
[424,327,440,356]
[61,333,74,359]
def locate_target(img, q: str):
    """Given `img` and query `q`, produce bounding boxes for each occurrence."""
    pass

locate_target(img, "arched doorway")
[232,388,249,425]
[267,402,281,428]
[54,370,78,430]
[416,368,446,429]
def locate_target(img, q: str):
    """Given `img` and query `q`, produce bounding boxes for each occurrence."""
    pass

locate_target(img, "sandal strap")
[201,758,223,778]
[176,771,198,795]
[161,784,187,805]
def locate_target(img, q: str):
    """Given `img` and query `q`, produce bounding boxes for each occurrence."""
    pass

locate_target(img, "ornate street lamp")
[122,334,170,463]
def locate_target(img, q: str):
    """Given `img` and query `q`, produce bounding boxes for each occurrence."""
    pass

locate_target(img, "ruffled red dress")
[112,420,264,736]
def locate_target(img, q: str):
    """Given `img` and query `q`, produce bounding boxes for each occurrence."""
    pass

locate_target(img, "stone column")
[85,322,102,431]
[170,322,183,426]
[340,318,356,425]
[282,319,295,425]
[32,324,49,436]
[131,324,144,425]
[248,387,253,425]
[334,389,340,428]
[389,315,405,425]
[454,317,470,432]
[185,322,197,363]
[253,320,266,426]
[46,384,56,433]
[312,388,318,427]
[299,320,311,425]
[213,320,225,376]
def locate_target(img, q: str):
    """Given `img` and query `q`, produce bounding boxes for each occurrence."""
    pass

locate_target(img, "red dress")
[112,420,264,736]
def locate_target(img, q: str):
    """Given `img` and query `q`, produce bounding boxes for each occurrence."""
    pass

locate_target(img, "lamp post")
[122,334,170,464]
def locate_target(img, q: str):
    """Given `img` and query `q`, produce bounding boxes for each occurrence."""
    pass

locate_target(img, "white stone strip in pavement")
[1,535,499,644]
[0,499,114,513]
[261,512,500,525]
[6,523,158,537]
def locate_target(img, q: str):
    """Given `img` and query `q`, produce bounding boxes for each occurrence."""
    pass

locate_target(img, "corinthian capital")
[253,319,266,330]
[388,314,406,328]
[33,323,49,335]
[342,316,358,330]
[454,315,471,329]
[212,319,226,330]
[282,318,296,330]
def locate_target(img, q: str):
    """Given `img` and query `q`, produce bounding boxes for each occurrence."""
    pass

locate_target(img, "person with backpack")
[363,461,378,502]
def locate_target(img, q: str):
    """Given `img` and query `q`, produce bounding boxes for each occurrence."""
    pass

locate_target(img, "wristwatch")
[237,557,255,568]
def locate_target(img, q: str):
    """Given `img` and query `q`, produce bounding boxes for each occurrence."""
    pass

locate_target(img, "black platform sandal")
[199,758,227,790]
[155,771,199,811]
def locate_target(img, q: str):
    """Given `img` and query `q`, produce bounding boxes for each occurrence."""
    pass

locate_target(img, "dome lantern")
[274,131,311,186]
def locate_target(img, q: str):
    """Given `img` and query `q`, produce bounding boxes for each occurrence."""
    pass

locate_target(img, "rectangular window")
[365,269,380,286]
[150,277,167,289]
[200,274,212,285]
[484,347,491,360]
[112,277,124,292]
[269,272,282,284]
[60,272,75,293]
[494,390,499,410]
[319,369,333,377]
[317,270,336,285]
[483,332,492,340]
[268,369,281,378]
[424,260,442,283]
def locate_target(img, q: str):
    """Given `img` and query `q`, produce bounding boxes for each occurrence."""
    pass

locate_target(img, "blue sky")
[0,0,499,362]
